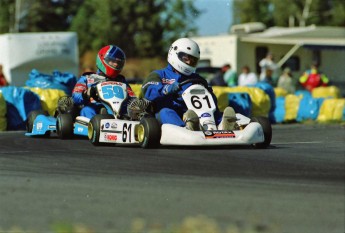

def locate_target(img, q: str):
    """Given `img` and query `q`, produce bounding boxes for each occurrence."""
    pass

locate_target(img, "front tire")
[137,117,161,149]
[88,114,114,146]
[56,114,74,139]
[251,116,272,149]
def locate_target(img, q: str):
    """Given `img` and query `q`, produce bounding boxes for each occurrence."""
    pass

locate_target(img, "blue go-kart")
[25,96,90,139]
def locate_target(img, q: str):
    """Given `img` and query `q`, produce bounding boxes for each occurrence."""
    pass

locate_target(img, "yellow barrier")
[0,92,7,131]
[312,86,341,99]
[28,88,67,116]
[213,86,270,116]
[284,94,302,121]
[130,84,143,97]
[274,87,288,97]
[317,98,345,122]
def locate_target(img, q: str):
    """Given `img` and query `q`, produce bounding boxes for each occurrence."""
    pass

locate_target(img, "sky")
[194,0,233,36]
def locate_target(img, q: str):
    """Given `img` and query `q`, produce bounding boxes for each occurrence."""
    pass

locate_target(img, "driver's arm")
[72,75,89,105]
[140,72,165,101]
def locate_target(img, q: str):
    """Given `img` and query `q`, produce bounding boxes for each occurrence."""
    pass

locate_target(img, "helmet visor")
[177,52,199,67]
[104,56,125,70]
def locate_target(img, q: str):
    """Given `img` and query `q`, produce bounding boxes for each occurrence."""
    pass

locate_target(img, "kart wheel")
[88,114,114,146]
[56,114,74,139]
[251,116,272,149]
[137,117,161,149]
[26,110,50,137]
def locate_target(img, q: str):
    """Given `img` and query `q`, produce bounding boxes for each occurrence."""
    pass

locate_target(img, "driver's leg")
[156,108,184,127]
[218,106,236,130]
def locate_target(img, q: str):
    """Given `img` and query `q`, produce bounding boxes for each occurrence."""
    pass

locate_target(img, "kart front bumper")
[160,122,264,146]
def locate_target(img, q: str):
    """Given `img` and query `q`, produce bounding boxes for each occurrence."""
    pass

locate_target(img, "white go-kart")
[88,78,272,149]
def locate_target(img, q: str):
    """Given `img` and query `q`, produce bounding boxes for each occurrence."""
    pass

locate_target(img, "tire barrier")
[0,84,343,131]
[0,86,42,130]
[0,92,7,131]
[28,88,67,116]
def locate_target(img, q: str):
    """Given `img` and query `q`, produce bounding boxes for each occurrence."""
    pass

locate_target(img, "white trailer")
[0,32,79,86]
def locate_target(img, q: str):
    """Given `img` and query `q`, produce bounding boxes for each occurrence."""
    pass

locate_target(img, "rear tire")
[137,117,161,149]
[251,116,272,149]
[26,110,50,137]
[88,114,114,146]
[56,114,74,139]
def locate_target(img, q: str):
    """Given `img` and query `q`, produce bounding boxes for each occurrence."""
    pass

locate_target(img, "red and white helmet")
[96,45,126,78]
[167,38,200,76]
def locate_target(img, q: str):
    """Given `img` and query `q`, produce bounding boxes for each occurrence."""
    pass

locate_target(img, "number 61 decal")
[122,123,132,142]
[191,95,212,109]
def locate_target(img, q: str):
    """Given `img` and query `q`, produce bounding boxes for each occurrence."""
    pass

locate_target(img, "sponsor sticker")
[104,133,117,141]
[203,130,235,139]
[111,123,117,129]
[201,113,211,118]
[105,122,110,128]
[36,122,43,130]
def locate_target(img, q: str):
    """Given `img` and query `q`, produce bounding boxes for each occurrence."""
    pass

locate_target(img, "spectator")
[238,65,258,86]
[223,64,237,87]
[259,52,278,82]
[0,65,8,86]
[209,64,230,86]
[261,68,275,86]
[299,63,329,91]
[277,67,295,94]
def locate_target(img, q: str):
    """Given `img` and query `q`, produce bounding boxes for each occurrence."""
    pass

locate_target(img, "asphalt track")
[0,124,344,233]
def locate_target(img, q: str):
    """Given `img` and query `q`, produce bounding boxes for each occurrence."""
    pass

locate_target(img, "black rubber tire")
[251,116,272,149]
[26,110,50,136]
[56,114,74,139]
[88,114,114,146]
[138,117,161,149]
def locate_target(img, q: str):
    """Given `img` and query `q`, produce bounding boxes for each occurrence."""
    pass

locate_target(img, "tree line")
[0,0,343,60]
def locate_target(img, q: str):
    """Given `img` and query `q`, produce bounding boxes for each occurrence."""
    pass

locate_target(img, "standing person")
[277,67,295,94]
[0,65,8,87]
[72,45,136,119]
[140,38,237,131]
[223,63,237,87]
[259,52,278,81]
[238,65,258,86]
[261,69,275,86]
[299,63,329,91]
[209,64,230,86]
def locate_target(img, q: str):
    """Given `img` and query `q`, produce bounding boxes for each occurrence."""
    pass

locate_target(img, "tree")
[233,0,345,27]
[70,0,199,58]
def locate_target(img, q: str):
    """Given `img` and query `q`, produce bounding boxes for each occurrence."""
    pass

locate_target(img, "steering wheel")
[178,78,209,89]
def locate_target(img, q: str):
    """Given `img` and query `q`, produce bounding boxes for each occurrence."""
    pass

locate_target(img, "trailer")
[0,32,79,86]
[192,24,345,93]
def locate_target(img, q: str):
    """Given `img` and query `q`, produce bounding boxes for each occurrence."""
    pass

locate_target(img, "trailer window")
[255,46,268,74]
[282,56,300,71]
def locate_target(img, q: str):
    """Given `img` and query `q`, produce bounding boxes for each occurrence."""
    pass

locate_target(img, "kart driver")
[72,45,136,119]
[140,38,236,131]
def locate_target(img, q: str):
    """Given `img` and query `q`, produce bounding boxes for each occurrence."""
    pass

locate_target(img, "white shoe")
[219,107,236,130]
[183,110,200,131]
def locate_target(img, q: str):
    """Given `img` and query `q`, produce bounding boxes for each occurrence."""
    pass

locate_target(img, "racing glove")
[162,82,179,95]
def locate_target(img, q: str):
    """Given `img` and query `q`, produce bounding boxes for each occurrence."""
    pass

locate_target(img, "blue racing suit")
[72,71,135,119]
[141,64,222,127]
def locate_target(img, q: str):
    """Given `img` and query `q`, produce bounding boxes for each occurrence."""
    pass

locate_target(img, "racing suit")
[141,64,222,127]
[72,71,135,119]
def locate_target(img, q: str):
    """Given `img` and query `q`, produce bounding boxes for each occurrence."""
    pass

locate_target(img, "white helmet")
[167,38,200,76]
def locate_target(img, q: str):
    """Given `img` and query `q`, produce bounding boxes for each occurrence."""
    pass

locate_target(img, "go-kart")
[25,74,111,139]
[87,80,155,146]
[89,78,272,149]
[137,78,272,149]
[25,96,90,139]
